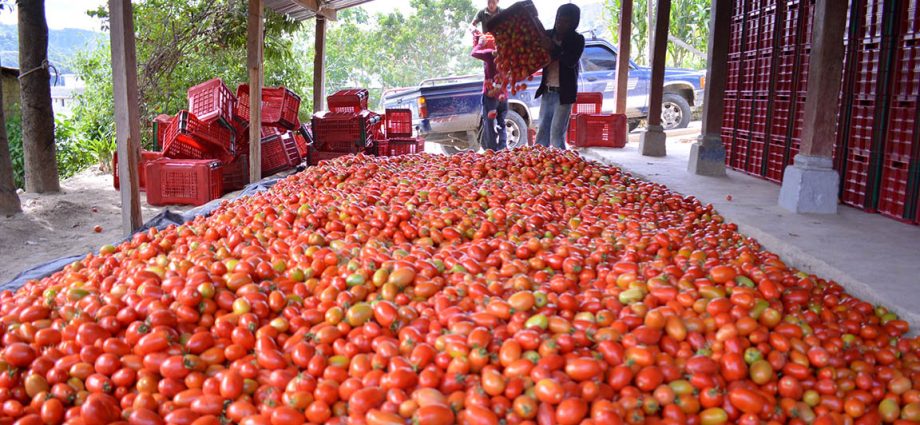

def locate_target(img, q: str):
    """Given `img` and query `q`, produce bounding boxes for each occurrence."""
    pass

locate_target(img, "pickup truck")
[381,36,706,154]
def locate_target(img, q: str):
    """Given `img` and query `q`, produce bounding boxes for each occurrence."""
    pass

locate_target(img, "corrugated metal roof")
[263,0,376,21]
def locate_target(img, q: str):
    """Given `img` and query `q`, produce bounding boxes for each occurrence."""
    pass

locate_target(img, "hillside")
[0,24,103,74]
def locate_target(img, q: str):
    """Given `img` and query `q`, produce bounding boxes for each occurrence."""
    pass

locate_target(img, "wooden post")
[109,0,142,234]
[314,16,327,112]
[688,0,732,176]
[248,0,263,183]
[647,0,655,65]
[614,0,633,115]
[639,0,671,157]
[777,0,847,213]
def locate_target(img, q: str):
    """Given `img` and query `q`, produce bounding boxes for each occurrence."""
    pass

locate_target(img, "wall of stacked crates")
[722,0,920,224]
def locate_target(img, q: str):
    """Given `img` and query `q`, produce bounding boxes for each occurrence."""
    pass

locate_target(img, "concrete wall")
[1,68,20,121]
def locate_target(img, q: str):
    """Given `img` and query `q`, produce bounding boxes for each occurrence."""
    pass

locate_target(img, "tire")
[661,93,692,130]
[627,119,641,133]
[503,110,528,150]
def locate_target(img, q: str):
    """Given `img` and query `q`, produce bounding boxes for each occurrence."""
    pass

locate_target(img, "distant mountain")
[0,24,104,75]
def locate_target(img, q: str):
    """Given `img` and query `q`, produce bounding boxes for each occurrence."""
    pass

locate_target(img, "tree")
[0,76,18,216]
[17,0,59,193]
[604,0,709,69]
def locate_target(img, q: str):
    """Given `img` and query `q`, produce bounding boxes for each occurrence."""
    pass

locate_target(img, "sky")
[0,0,605,33]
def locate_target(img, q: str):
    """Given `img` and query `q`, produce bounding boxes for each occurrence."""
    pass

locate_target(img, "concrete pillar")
[615,0,633,115]
[639,0,670,157]
[778,0,846,214]
[314,17,327,112]
[688,0,731,176]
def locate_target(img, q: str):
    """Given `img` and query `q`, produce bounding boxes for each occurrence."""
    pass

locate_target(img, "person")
[470,0,502,33]
[471,32,507,151]
[535,4,585,150]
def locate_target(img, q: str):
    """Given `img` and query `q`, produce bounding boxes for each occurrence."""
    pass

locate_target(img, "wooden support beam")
[109,0,142,235]
[798,0,847,158]
[314,16,327,112]
[248,0,263,183]
[646,0,671,128]
[614,0,633,115]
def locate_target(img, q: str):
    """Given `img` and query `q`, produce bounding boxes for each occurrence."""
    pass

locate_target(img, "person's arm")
[471,43,495,61]
[552,34,585,70]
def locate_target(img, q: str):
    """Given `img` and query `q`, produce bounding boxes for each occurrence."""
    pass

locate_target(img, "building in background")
[50,73,84,117]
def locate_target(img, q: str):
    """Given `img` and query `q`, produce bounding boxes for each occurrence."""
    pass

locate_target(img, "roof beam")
[291,0,336,20]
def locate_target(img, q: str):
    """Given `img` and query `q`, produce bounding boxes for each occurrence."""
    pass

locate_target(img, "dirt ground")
[0,166,187,285]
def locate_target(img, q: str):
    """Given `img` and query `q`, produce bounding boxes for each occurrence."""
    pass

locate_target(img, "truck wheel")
[662,93,691,130]
[504,110,528,150]
[628,119,641,133]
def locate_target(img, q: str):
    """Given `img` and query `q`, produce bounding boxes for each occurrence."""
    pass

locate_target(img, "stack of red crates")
[310,89,387,165]
[382,108,424,156]
[133,78,305,206]
[566,92,602,145]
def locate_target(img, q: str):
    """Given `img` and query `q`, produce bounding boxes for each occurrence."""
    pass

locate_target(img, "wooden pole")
[109,0,142,235]
[614,0,633,115]
[248,0,263,183]
[688,0,731,176]
[646,0,671,128]
[314,16,327,112]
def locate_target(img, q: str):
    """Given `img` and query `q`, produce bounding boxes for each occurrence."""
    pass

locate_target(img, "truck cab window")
[582,46,618,72]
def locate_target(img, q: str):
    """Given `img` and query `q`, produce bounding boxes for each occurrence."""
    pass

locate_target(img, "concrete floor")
[582,128,920,331]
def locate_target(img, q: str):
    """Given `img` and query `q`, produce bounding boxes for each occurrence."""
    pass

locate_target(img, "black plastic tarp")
[0,175,284,292]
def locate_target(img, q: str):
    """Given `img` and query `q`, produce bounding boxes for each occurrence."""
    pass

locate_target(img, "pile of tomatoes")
[491,12,550,97]
[1,147,919,425]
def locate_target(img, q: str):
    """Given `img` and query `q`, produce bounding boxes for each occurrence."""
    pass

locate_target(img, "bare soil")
[0,166,193,285]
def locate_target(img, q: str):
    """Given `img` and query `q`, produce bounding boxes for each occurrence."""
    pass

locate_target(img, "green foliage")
[320,0,479,108]
[5,111,21,188]
[5,112,99,188]
[603,0,709,69]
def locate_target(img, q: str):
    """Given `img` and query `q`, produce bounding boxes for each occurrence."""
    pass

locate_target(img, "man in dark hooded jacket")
[534,4,585,150]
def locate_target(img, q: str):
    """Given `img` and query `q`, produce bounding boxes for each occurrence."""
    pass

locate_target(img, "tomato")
[565,358,602,382]
[414,404,454,425]
[556,398,588,425]
[727,388,765,415]
[4,343,36,368]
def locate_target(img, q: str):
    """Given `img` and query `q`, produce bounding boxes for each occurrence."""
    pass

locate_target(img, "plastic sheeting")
[0,175,285,292]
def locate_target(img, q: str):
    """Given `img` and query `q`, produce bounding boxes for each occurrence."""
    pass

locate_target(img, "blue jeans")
[535,90,573,150]
[481,95,508,151]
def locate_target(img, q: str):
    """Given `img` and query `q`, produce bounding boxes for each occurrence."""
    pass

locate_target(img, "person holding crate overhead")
[470,0,502,33]
[472,32,508,151]
[535,4,585,150]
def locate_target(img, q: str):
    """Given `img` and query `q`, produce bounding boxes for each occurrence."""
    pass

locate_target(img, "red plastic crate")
[765,136,788,182]
[146,159,223,206]
[722,129,735,164]
[736,97,754,132]
[903,0,920,41]
[853,47,883,98]
[293,126,311,159]
[759,9,776,51]
[236,85,301,129]
[113,150,163,191]
[261,125,285,138]
[892,43,920,101]
[222,154,249,193]
[877,154,912,220]
[567,92,603,144]
[729,21,744,56]
[163,111,233,161]
[754,55,774,94]
[188,78,235,125]
[775,53,796,95]
[739,58,757,96]
[752,99,769,134]
[573,114,627,148]
[863,0,886,42]
[308,146,350,166]
[781,2,801,49]
[746,134,766,177]
[744,13,760,53]
[152,114,173,150]
[367,139,388,156]
[731,131,750,171]
[770,97,792,137]
[790,99,806,141]
[387,137,423,156]
[841,149,873,209]
[261,133,302,177]
[384,109,413,137]
[723,97,737,129]
[726,60,741,94]
[312,111,378,152]
[886,105,918,157]
[847,103,878,152]
[327,89,369,113]
[802,1,815,50]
